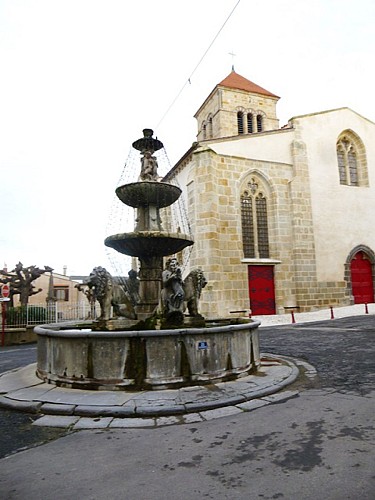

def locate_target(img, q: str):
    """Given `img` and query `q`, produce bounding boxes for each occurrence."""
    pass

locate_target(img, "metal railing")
[1,302,101,329]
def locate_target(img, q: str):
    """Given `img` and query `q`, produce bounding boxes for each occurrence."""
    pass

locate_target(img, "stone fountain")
[104,128,194,327]
[35,130,261,390]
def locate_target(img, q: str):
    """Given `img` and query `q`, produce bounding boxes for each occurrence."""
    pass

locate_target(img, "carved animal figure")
[183,268,207,316]
[87,267,136,320]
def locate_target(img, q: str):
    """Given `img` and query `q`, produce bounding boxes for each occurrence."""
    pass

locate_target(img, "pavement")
[1,309,374,500]
[0,354,308,429]
[254,301,375,326]
[1,303,372,430]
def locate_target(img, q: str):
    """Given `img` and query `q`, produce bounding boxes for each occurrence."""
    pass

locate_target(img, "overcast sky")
[1,0,374,277]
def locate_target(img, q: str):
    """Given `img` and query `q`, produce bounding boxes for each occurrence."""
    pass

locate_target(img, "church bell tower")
[195,70,280,141]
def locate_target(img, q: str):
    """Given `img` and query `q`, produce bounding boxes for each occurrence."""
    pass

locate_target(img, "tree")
[0,262,53,306]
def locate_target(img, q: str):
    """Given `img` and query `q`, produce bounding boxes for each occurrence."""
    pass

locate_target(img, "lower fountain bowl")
[35,320,261,391]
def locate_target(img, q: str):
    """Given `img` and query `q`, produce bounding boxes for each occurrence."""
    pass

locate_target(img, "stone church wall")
[171,72,375,315]
[173,123,361,316]
[180,147,302,316]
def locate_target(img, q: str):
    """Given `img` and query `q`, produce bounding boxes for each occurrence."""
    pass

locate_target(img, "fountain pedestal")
[135,255,163,320]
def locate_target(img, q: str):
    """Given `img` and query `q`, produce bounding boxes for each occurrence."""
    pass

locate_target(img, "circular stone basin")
[105,231,194,257]
[35,320,261,391]
[116,182,181,208]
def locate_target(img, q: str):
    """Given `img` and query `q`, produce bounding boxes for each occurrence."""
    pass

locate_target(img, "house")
[11,270,83,307]
[165,70,375,316]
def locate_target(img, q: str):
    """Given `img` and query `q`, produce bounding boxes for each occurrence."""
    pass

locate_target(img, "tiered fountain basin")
[105,231,194,257]
[105,181,194,257]
[35,319,260,391]
[115,181,181,207]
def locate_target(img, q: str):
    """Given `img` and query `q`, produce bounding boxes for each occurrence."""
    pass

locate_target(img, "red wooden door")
[248,265,276,315]
[350,251,374,304]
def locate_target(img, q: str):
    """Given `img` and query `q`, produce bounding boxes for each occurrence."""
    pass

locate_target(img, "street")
[0,315,374,499]
[0,344,37,372]
[0,345,70,459]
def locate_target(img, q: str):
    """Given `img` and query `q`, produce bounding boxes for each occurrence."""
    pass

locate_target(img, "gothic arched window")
[256,114,263,132]
[337,137,358,185]
[241,177,270,258]
[336,131,368,187]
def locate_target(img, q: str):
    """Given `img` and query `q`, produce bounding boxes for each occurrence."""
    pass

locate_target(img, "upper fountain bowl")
[116,181,182,208]
[132,128,163,154]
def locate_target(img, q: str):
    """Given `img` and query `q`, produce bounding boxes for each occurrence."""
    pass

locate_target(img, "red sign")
[2,284,10,298]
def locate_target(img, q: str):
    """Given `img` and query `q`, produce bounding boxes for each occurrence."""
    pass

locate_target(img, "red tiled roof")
[218,70,279,98]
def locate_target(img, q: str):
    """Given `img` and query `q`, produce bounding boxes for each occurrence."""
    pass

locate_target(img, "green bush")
[5,306,47,326]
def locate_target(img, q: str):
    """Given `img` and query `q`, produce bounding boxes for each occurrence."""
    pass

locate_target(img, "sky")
[1,0,374,277]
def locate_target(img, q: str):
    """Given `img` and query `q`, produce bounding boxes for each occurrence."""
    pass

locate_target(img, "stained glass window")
[337,136,360,186]
[256,194,269,258]
[241,178,269,258]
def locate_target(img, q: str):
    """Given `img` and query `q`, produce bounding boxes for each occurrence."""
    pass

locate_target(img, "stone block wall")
[196,87,279,142]
[179,143,352,317]
[167,102,375,316]
[185,148,296,316]
[219,87,279,137]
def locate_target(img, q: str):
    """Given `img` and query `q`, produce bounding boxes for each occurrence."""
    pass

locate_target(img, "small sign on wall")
[197,341,209,350]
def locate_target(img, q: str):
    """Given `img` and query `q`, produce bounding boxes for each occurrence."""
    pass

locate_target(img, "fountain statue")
[85,266,137,322]
[35,130,260,390]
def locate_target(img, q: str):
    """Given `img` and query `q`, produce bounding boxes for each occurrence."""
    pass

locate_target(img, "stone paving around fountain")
[0,354,313,429]
[3,305,370,430]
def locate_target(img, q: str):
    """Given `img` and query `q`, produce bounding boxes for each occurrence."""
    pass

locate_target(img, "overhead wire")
[105,1,241,276]
[155,0,241,130]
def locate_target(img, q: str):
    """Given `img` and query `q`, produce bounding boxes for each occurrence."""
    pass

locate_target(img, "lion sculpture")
[87,265,206,323]
[183,268,207,317]
[87,267,136,321]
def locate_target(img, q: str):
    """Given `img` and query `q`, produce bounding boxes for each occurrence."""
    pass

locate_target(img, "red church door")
[350,251,374,304]
[248,265,276,315]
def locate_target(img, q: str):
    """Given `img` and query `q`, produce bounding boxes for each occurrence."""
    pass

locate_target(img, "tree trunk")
[20,288,30,307]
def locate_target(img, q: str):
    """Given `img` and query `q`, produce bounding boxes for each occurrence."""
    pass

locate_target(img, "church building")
[165,70,375,316]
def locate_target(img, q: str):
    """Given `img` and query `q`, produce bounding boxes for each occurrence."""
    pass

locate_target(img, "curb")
[0,355,306,426]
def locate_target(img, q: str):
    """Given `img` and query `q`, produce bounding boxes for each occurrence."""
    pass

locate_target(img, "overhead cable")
[155,0,241,129]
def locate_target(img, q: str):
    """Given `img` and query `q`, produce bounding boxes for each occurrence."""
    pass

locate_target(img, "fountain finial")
[132,129,163,154]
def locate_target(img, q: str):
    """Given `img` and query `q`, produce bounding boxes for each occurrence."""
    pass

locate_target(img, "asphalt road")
[0,315,374,499]
[0,344,37,372]
[0,345,70,459]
